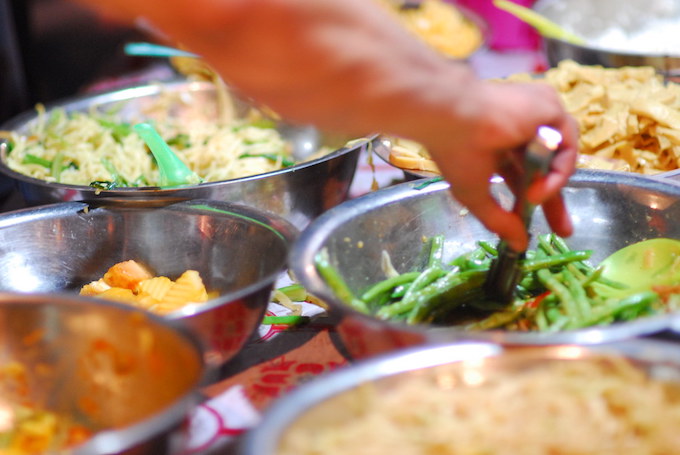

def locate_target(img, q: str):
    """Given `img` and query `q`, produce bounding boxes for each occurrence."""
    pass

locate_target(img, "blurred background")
[0,0,542,124]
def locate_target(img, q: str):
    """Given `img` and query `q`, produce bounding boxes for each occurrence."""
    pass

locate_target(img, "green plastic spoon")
[599,238,680,295]
[133,123,202,187]
[493,0,586,45]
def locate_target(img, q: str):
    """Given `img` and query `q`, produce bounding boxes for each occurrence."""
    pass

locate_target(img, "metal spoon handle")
[483,126,563,305]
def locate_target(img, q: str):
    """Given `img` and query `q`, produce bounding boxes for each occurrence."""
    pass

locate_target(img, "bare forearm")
[73,0,477,138]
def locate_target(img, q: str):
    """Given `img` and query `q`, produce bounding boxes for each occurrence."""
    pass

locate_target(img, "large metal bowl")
[0,199,297,367]
[0,292,207,455]
[290,170,680,359]
[0,80,373,227]
[240,339,680,455]
[533,0,680,77]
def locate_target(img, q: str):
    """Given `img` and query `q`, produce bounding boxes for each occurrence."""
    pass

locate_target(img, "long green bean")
[314,233,678,332]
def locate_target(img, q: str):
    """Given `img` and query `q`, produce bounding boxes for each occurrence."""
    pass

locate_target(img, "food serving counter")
[2,45,675,455]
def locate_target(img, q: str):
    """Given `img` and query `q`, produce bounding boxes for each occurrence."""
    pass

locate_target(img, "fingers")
[451,186,529,252]
[527,113,579,205]
[541,192,573,238]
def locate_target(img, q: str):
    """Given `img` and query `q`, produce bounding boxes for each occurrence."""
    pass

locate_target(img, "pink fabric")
[451,0,541,51]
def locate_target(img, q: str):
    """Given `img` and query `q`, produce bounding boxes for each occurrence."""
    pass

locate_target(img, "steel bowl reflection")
[0,199,297,367]
[240,339,680,455]
[0,292,207,455]
[290,170,680,359]
[0,80,372,227]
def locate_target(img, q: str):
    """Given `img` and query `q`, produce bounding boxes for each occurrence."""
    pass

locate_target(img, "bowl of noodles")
[0,198,297,368]
[0,292,207,455]
[241,339,680,455]
[0,79,372,227]
[290,170,680,359]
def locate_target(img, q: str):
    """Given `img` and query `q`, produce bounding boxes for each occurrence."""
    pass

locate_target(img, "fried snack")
[374,0,483,59]
[81,260,217,315]
[507,60,680,175]
[387,137,440,174]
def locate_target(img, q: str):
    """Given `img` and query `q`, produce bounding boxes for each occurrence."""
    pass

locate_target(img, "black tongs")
[483,126,563,305]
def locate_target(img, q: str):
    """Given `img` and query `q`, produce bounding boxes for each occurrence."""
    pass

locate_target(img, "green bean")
[360,271,420,303]
[407,269,487,324]
[575,291,659,328]
[478,240,498,256]
[375,266,445,319]
[261,315,310,325]
[521,250,592,272]
[448,247,491,271]
[315,248,369,314]
[467,306,524,330]
[536,268,582,321]
[562,269,592,326]
[427,235,445,268]
[390,284,408,299]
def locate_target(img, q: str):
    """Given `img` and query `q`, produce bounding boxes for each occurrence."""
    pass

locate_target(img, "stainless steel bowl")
[0,80,373,227]
[0,199,297,367]
[240,339,680,455]
[291,170,680,359]
[533,0,680,77]
[0,292,206,455]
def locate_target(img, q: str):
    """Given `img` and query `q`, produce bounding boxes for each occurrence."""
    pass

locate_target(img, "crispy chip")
[506,60,680,175]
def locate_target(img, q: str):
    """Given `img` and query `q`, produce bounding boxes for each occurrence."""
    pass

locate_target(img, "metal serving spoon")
[133,123,202,187]
[483,126,563,305]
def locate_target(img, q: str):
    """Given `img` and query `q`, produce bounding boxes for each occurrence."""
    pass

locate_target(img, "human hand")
[423,80,579,252]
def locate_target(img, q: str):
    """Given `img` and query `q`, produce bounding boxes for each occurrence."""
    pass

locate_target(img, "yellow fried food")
[387,137,439,174]
[80,260,215,315]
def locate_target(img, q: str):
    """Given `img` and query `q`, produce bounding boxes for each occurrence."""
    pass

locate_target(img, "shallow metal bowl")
[291,170,680,359]
[533,0,680,77]
[0,199,297,367]
[240,339,680,455]
[0,80,372,227]
[0,292,206,455]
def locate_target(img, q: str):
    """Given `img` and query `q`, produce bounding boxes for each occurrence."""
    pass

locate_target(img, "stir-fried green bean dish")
[315,233,680,331]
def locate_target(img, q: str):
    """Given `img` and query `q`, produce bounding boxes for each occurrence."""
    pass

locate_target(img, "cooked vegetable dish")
[0,85,322,188]
[315,233,680,330]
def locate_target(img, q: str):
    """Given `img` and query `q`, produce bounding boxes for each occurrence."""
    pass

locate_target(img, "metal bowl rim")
[290,169,680,344]
[0,79,375,193]
[241,338,680,455]
[0,291,208,455]
[0,199,298,318]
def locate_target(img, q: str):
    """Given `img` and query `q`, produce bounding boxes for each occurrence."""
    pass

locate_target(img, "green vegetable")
[314,234,679,332]
[97,119,132,143]
[274,284,308,302]
[261,315,310,326]
[238,152,295,167]
[22,153,52,168]
[166,133,191,149]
